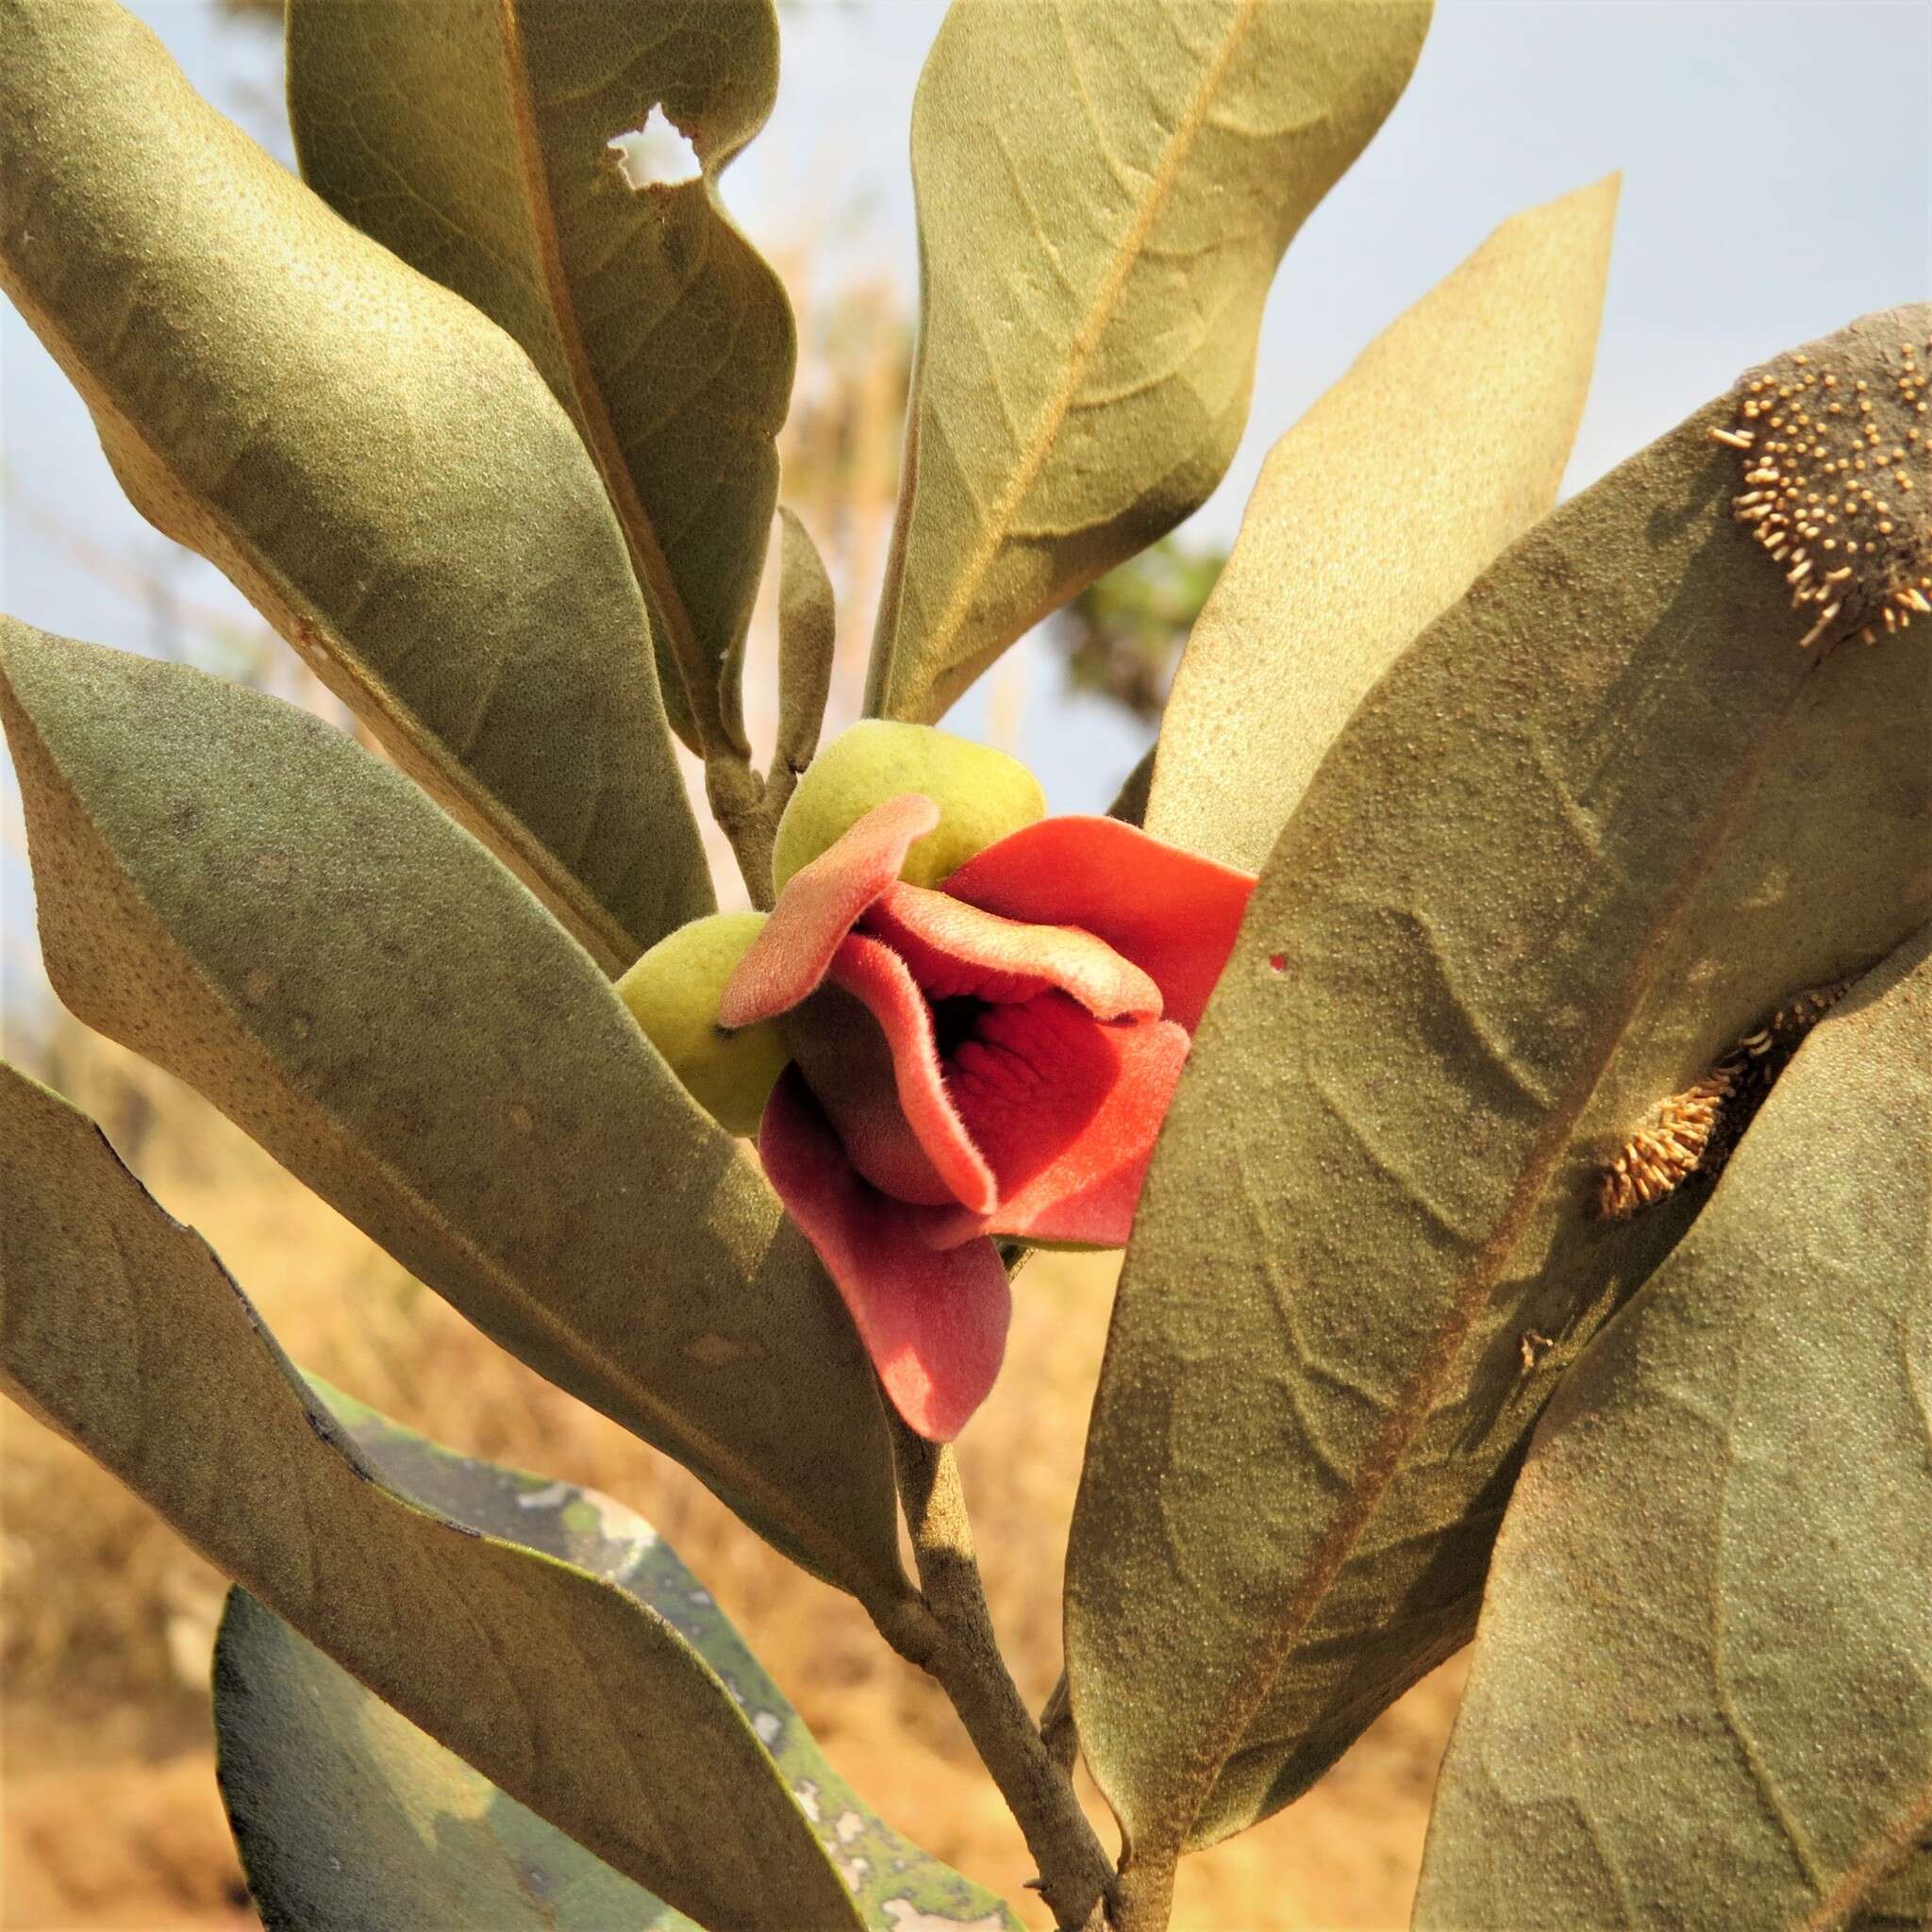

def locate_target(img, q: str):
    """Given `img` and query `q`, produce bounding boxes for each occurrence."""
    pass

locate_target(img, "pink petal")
[719,793,941,1027]
[785,934,996,1213]
[859,882,1160,1020]
[921,997,1191,1250]
[759,1070,1011,1441]
[941,817,1256,1032]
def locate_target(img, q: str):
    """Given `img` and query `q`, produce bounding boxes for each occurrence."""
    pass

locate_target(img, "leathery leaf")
[1066,306,1932,1910]
[0,0,708,970]
[866,0,1431,725]
[1147,174,1619,872]
[1416,927,1932,1932]
[0,619,909,1607]
[217,1387,1022,1932]
[288,0,793,757]
[0,1069,864,1932]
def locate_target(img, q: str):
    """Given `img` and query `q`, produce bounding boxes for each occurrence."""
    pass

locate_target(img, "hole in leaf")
[607,105,702,191]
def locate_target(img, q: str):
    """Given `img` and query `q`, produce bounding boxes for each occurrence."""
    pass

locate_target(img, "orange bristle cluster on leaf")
[1716,330,1931,651]
[1596,979,1855,1220]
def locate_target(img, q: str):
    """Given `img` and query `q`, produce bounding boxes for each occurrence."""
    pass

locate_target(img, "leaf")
[1414,927,1932,1932]
[774,508,839,793]
[287,0,793,758]
[865,0,1432,726]
[1145,174,1619,872]
[219,1391,1024,1932]
[0,0,709,972]
[217,1591,700,1932]
[0,619,909,1607]
[1063,307,1932,1908]
[0,1070,865,1932]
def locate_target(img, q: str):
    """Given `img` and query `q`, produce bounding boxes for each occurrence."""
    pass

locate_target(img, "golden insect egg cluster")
[1714,331,1932,650]
[1595,979,1853,1221]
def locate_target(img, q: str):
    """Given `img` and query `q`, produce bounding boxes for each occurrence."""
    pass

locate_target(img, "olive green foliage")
[867,0,1431,724]
[0,0,710,973]
[3,3,1927,1930]
[216,1392,1018,1932]
[1413,929,1932,1931]
[288,0,793,758]
[1067,308,1932,1920]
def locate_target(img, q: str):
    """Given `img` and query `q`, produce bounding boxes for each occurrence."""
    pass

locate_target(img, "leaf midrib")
[1162,659,1822,1857]
[495,0,718,752]
[886,0,1263,713]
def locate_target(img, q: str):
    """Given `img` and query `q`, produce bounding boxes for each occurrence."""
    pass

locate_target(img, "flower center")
[928,993,989,1061]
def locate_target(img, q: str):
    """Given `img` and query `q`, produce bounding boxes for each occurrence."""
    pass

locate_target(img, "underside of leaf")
[1065,308,1932,1908]
[0,0,711,968]
[1415,928,1932,1932]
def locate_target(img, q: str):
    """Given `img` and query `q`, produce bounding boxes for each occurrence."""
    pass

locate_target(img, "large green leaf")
[1064,308,1932,1913]
[1146,175,1618,871]
[0,620,908,1607]
[0,0,708,971]
[218,1389,1024,1932]
[1414,927,1932,1932]
[288,0,793,758]
[0,1070,863,1932]
[865,0,1432,725]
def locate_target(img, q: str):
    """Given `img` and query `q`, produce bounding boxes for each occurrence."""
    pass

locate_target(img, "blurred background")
[2,3,1926,1927]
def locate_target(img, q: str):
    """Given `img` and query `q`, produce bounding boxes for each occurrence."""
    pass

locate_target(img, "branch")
[703,754,777,911]
[884,1419,1117,1931]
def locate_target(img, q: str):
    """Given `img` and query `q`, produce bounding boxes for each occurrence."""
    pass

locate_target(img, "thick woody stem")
[885,1421,1118,1931]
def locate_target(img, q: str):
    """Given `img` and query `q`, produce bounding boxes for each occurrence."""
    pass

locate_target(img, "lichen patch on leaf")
[1596,977,1855,1218]
[1719,324,1931,650]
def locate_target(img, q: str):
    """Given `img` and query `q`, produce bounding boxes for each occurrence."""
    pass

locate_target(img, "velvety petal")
[921,998,1191,1250]
[784,936,995,1212]
[941,816,1256,1032]
[860,881,1160,1020]
[718,793,940,1026]
[759,1070,1011,1441]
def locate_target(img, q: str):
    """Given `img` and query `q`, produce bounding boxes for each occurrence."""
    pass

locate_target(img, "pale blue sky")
[3,0,1928,991]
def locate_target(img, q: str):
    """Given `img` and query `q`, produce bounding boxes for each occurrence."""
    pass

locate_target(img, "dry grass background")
[4,226,1465,1932]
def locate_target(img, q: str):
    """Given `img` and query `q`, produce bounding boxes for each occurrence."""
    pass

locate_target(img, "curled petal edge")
[942,815,1257,1032]
[720,793,940,1026]
[759,1070,1011,1441]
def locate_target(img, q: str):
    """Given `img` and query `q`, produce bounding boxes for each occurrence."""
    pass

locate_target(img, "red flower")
[720,793,1256,1440]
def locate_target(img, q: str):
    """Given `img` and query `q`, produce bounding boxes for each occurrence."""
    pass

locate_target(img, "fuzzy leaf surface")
[1065,308,1932,1893]
[0,0,708,970]
[866,0,1431,724]
[0,1071,866,1932]
[1147,175,1618,871]
[288,0,792,756]
[217,1388,1023,1932]
[0,621,908,1606]
[1415,928,1932,1931]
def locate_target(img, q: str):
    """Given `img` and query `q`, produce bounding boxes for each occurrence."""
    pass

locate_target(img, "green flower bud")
[616,913,791,1138]
[774,720,1047,893]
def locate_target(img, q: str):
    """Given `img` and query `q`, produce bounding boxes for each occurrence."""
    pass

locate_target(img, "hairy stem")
[886,1420,1117,1931]
[704,754,777,911]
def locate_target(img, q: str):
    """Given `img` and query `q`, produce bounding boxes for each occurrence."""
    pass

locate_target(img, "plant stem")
[886,1419,1117,1932]
[704,754,777,911]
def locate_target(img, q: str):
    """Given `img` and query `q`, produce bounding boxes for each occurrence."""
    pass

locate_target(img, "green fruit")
[616,913,791,1138]
[774,720,1047,892]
